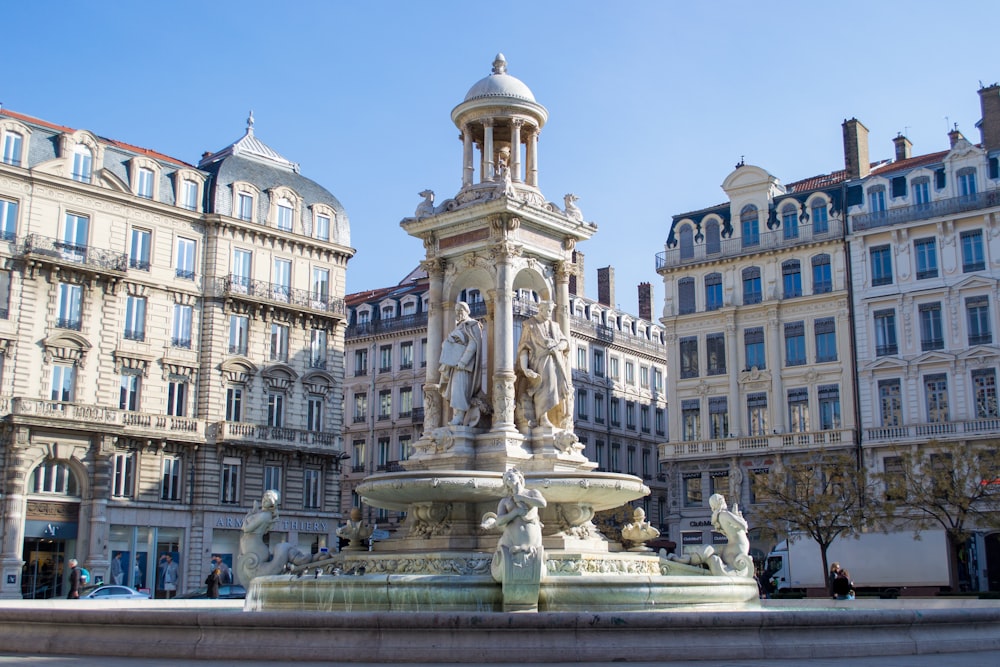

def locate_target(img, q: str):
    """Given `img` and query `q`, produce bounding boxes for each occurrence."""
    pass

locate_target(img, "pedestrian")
[832,568,855,600]
[159,553,179,598]
[67,559,82,599]
[829,562,841,598]
[110,552,124,585]
[205,567,221,599]
[211,555,232,585]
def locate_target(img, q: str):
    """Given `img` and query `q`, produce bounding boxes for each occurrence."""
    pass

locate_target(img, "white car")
[79,584,150,600]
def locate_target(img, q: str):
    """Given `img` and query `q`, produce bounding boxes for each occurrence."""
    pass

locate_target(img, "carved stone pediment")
[42,331,91,367]
[220,357,258,385]
[262,363,298,392]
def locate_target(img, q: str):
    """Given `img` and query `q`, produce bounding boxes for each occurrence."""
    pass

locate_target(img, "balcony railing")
[217,276,346,318]
[852,189,1000,231]
[7,397,205,440]
[214,421,340,449]
[865,416,1000,444]
[658,428,854,461]
[656,218,844,270]
[22,234,128,274]
[346,311,428,337]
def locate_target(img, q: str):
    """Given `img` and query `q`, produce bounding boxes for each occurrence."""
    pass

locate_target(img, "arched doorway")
[22,460,81,599]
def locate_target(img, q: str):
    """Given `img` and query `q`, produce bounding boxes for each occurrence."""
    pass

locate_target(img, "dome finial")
[247,110,255,135]
[492,53,507,75]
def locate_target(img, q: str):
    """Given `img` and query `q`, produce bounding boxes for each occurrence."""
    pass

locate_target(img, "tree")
[875,441,1000,591]
[751,449,877,595]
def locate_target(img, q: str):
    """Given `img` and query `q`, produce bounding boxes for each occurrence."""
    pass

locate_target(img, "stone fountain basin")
[356,469,649,512]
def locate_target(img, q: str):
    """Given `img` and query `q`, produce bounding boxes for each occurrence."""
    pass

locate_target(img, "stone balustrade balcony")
[212,421,343,456]
[5,397,205,442]
[216,275,346,320]
[658,427,855,461]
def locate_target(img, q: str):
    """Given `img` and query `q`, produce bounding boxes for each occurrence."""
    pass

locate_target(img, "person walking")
[205,567,221,599]
[66,559,82,599]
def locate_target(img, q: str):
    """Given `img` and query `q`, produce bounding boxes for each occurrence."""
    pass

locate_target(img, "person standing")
[205,567,221,599]
[211,555,232,585]
[110,552,124,585]
[66,559,82,599]
[159,553,179,598]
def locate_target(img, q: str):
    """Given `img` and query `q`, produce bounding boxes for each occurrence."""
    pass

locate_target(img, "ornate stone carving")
[411,501,453,538]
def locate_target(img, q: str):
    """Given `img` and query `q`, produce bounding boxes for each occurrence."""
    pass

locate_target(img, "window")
[267,392,285,427]
[225,386,243,421]
[354,349,368,376]
[705,272,723,311]
[812,255,832,294]
[874,309,898,356]
[72,145,92,182]
[653,368,663,392]
[967,296,992,345]
[958,167,977,197]
[867,185,886,213]
[781,203,799,240]
[814,317,837,362]
[352,440,366,473]
[914,238,938,279]
[2,131,22,166]
[576,389,588,419]
[912,177,930,206]
[705,219,721,254]
[593,349,605,377]
[878,379,902,427]
[625,361,634,385]
[0,271,10,319]
[167,378,188,417]
[741,205,759,247]
[161,456,182,501]
[924,373,949,423]
[609,398,620,426]
[919,303,944,351]
[711,471,729,496]
[788,388,809,433]
[678,277,696,314]
[303,469,321,509]
[744,327,765,370]
[310,329,327,368]
[784,321,806,366]
[0,197,17,241]
[576,346,587,371]
[379,344,392,372]
[640,365,649,388]
[961,230,985,272]
[237,193,254,221]
[221,459,241,504]
[870,245,892,286]
[181,180,198,211]
[353,393,368,422]
[782,260,802,298]
[378,389,392,419]
[626,401,636,430]
[640,404,650,433]
[682,399,700,441]
[50,363,75,402]
[270,323,289,361]
[742,267,762,304]
[398,386,413,418]
[129,228,151,270]
[315,214,330,241]
[655,408,665,436]
[811,201,829,234]
[709,396,728,439]
[229,314,249,355]
[683,473,702,507]
[706,333,726,375]
[62,212,88,261]
[57,283,82,330]
[399,435,412,462]
[973,368,999,418]
[747,392,768,436]
[124,295,146,341]
[276,199,293,231]
[231,249,252,290]
[609,356,620,380]
[626,446,636,475]
[680,337,698,378]
[136,167,154,199]
[311,267,330,303]
[307,396,324,431]
[175,237,196,279]
[172,304,192,348]
[111,453,135,499]
[272,258,291,300]
[818,385,841,430]
[119,372,141,411]
[30,462,79,496]
[263,465,282,495]
[594,393,605,424]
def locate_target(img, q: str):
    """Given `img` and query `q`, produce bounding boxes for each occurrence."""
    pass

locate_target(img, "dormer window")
[741,205,759,247]
[276,198,293,231]
[72,145,92,183]
[181,180,198,210]
[315,214,330,241]
[237,193,254,221]
[381,305,395,319]
[2,131,22,166]
[137,167,154,199]
[958,167,978,197]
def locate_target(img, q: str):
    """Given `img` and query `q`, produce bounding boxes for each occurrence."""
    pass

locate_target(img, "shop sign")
[215,516,329,532]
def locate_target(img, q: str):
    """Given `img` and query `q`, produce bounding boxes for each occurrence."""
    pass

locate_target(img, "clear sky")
[4,1,999,316]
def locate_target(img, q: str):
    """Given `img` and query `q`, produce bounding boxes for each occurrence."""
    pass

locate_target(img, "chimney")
[893,133,912,162]
[842,118,870,179]
[978,83,1000,152]
[638,282,653,321]
[948,126,965,148]
[597,266,615,307]
[569,250,584,297]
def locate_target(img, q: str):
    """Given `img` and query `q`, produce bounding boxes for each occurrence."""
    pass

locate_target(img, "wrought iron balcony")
[22,234,127,275]
[852,189,1000,231]
[218,275,346,318]
[346,311,428,337]
[213,421,340,452]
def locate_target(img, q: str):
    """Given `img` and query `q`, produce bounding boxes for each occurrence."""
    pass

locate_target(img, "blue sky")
[4,1,999,315]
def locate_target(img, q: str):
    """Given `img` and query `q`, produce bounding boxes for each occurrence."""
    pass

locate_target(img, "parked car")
[80,584,150,600]
[177,584,246,600]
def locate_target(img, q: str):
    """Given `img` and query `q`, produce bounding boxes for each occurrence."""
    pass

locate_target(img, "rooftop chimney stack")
[978,83,1000,152]
[893,133,912,162]
[949,126,965,148]
[638,282,652,321]
[842,118,870,179]
[569,250,584,297]
[597,266,615,308]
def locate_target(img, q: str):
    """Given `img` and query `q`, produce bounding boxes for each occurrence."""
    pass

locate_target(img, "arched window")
[741,205,759,247]
[72,145,92,183]
[810,199,829,234]
[30,461,80,496]
[781,203,799,240]
[705,219,721,255]
[679,225,694,260]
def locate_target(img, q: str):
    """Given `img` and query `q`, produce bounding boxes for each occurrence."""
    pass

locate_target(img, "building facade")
[0,110,352,599]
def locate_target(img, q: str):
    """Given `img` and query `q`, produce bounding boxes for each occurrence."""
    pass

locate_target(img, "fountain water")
[244,54,758,613]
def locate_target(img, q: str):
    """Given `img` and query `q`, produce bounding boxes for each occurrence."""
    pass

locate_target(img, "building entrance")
[22,537,68,599]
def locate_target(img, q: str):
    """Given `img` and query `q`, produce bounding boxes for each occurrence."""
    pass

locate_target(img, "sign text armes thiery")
[215,516,330,532]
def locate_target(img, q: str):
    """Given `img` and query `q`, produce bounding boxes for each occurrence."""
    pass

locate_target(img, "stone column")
[526,127,539,187]
[555,260,574,429]
[0,429,30,599]
[726,320,742,436]
[462,125,474,187]
[490,242,519,432]
[483,120,495,182]
[85,438,114,581]
[766,309,785,434]
[510,119,523,183]
[422,259,446,431]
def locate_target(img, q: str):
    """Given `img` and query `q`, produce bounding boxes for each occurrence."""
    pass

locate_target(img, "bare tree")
[751,449,877,595]
[875,441,1000,590]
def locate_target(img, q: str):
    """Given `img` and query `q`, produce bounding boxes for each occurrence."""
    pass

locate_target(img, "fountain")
[244,54,758,613]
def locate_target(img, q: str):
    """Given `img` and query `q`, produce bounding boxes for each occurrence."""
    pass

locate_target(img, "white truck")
[764,530,951,596]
